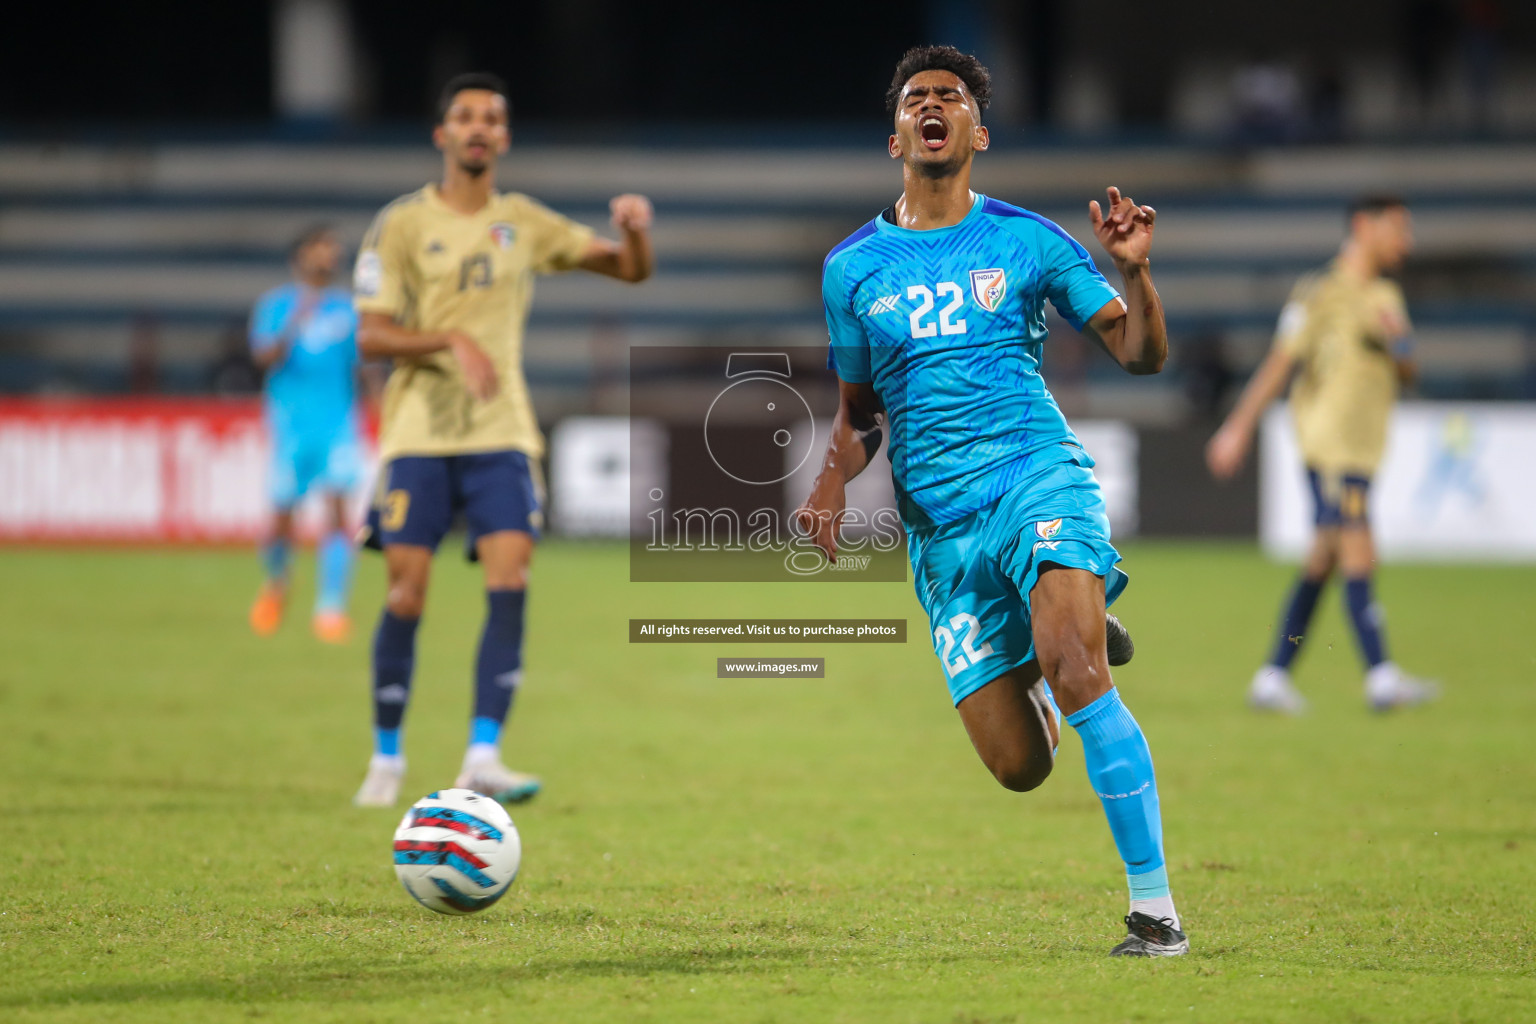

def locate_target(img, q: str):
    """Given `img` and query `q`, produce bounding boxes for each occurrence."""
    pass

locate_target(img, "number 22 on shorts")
[934,612,994,676]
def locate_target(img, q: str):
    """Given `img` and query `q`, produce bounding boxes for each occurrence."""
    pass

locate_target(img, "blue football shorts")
[269,426,363,509]
[1306,466,1372,528]
[364,449,543,559]
[907,449,1128,707]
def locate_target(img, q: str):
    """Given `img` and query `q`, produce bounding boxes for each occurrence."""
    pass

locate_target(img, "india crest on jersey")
[969,267,1006,312]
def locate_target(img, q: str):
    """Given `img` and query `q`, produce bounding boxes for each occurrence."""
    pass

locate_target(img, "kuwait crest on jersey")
[969,267,1006,312]
[489,222,516,250]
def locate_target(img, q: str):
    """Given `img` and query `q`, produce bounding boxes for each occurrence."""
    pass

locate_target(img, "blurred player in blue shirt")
[798,47,1185,957]
[248,224,362,643]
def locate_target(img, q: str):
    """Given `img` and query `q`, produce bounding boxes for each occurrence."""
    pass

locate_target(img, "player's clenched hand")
[1205,425,1248,480]
[610,194,653,233]
[447,331,499,401]
[1089,186,1156,268]
[793,485,846,564]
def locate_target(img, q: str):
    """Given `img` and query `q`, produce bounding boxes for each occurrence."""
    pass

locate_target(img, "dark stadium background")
[1,0,1534,541]
[5,1,1534,129]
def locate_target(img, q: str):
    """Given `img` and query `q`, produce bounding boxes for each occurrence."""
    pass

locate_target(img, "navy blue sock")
[473,590,526,736]
[372,610,419,736]
[1268,576,1324,669]
[1344,576,1388,668]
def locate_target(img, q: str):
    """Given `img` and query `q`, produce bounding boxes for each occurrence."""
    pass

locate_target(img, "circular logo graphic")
[703,377,815,485]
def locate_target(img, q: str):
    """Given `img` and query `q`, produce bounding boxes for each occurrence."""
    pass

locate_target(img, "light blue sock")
[316,530,355,613]
[469,716,501,748]
[374,726,402,758]
[1066,688,1172,911]
[260,537,292,582]
[464,716,503,767]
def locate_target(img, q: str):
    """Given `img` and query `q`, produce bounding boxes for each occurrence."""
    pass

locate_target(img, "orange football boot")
[249,582,287,636]
[312,609,351,644]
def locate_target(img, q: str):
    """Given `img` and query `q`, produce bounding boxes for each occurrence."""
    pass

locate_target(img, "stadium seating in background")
[1,141,1534,420]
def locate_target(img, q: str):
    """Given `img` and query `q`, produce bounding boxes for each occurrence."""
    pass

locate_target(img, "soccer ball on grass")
[393,788,521,914]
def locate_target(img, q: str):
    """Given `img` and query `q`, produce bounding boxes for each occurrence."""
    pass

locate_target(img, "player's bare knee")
[1037,641,1110,716]
[992,750,1053,792]
[385,579,427,619]
[477,532,534,590]
[1339,533,1374,576]
[483,565,529,590]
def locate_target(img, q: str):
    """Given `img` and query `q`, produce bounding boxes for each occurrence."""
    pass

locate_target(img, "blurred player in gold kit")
[351,73,653,806]
[1207,195,1437,714]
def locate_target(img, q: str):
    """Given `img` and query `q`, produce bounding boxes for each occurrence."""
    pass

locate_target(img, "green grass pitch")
[1,542,1532,1022]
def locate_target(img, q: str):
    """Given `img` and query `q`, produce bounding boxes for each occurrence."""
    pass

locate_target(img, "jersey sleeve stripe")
[981,197,1095,261]
[822,219,880,272]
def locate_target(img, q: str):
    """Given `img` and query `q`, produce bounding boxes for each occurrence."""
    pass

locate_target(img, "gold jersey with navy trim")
[354,185,594,460]
[1277,259,1411,476]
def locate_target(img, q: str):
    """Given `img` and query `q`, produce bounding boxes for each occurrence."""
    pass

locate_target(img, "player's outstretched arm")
[794,380,884,563]
[1205,346,1296,479]
[1086,186,1167,375]
[578,194,655,282]
[356,313,499,401]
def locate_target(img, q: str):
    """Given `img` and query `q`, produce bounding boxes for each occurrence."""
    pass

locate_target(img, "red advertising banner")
[0,399,373,544]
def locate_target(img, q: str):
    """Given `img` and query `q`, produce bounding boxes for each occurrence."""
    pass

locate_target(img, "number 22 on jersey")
[907,283,968,339]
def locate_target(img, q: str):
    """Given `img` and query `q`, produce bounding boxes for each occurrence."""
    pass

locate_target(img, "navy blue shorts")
[364,450,542,559]
[1306,467,1371,527]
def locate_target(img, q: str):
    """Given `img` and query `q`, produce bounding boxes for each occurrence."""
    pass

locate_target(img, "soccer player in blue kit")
[797,47,1185,956]
[249,225,362,643]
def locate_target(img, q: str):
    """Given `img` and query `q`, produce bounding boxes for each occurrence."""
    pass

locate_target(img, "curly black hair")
[885,45,992,118]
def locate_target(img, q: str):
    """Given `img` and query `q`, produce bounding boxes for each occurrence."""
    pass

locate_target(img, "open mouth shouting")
[919,115,950,151]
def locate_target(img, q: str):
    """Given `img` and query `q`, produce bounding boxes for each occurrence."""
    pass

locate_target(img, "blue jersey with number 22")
[823,191,1124,528]
[824,193,1120,530]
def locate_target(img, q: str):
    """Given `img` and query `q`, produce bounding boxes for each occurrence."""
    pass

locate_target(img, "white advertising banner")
[1260,402,1536,562]
[548,416,666,537]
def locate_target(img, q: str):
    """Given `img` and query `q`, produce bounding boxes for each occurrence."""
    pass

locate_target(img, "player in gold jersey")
[1207,196,1437,714]
[350,73,654,807]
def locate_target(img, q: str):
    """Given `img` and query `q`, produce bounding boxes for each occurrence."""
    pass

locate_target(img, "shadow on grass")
[1,943,1013,1010]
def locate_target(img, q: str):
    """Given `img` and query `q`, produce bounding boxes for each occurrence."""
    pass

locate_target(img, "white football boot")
[1248,665,1308,715]
[455,756,542,804]
[352,755,405,807]
[1366,662,1440,712]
